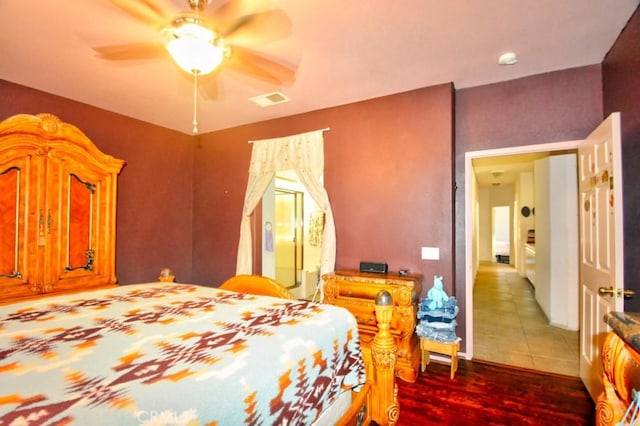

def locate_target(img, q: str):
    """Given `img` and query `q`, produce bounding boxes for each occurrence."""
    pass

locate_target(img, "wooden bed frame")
[218,274,400,425]
[2,269,399,424]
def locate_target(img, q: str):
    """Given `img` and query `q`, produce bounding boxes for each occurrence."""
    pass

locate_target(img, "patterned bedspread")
[0,283,366,425]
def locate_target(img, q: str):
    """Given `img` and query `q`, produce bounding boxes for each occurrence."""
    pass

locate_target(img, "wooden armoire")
[0,113,125,303]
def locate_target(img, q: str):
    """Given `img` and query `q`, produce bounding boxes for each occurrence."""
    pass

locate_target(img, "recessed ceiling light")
[498,52,518,65]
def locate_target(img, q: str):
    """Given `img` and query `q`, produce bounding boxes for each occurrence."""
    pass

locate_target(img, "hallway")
[473,261,579,377]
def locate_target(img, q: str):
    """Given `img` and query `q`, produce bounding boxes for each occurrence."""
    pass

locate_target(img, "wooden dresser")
[0,113,125,303]
[322,269,423,383]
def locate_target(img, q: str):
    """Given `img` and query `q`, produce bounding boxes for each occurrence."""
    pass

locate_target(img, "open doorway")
[492,206,510,264]
[261,171,323,300]
[465,141,581,376]
[274,187,304,287]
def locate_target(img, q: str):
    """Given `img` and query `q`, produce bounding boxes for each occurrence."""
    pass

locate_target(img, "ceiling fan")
[94,0,297,132]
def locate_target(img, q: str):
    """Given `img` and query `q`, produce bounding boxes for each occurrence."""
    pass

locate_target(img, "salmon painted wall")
[0,80,194,284]
[193,83,455,296]
[603,6,640,311]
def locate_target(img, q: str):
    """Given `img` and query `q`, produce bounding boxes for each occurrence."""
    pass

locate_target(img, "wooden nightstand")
[420,337,461,379]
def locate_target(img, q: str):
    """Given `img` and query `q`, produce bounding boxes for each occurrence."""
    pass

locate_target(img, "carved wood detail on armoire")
[0,113,125,304]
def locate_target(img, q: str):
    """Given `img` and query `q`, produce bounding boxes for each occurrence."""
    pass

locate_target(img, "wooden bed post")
[371,290,399,425]
[158,268,175,282]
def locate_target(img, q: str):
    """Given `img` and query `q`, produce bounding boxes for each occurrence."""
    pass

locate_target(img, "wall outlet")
[421,246,440,260]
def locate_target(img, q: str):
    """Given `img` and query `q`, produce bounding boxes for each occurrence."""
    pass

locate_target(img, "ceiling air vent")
[249,92,291,107]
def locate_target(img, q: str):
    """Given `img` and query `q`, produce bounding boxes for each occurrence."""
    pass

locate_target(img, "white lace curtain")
[235,129,336,287]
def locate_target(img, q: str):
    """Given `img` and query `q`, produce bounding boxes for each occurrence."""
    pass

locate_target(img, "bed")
[0,274,398,425]
[494,240,510,263]
[0,114,398,425]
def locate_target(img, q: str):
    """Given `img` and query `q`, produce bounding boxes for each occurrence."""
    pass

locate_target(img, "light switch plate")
[421,247,440,260]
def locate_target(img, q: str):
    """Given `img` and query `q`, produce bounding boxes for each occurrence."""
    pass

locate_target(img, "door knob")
[598,286,635,298]
[598,286,615,297]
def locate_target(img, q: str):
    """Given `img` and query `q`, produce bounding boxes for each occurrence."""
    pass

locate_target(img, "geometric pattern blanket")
[0,283,366,425]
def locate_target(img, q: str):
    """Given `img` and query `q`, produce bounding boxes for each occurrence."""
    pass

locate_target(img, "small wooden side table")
[420,337,461,379]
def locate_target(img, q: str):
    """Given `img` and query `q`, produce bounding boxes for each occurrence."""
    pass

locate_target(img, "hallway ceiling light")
[491,170,504,186]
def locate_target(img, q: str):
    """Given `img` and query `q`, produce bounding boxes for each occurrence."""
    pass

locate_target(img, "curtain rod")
[248,127,331,143]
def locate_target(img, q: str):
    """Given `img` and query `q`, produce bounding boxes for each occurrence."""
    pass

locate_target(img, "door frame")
[464,139,582,360]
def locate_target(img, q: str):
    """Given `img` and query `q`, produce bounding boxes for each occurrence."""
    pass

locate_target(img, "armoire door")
[44,149,120,293]
[0,148,45,301]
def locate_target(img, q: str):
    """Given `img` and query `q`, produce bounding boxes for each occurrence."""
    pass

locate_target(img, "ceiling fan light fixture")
[166,21,224,75]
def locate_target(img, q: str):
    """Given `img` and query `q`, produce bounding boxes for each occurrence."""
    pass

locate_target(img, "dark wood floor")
[395,359,595,425]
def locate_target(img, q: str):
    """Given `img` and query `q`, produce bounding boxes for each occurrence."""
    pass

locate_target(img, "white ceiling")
[0,0,637,136]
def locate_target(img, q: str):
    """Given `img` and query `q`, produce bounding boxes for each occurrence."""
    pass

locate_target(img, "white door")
[578,112,624,400]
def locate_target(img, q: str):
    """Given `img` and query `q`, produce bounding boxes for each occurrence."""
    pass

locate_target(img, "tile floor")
[473,261,580,377]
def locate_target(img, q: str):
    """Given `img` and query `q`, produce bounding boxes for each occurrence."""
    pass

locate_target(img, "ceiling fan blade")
[137,0,174,18]
[93,42,167,61]
[219,9,292,42]
[198,74,220,100]
[109,0,170,29]
[207,0,266,24]
[180,71,220,100]
[225,46,296,86]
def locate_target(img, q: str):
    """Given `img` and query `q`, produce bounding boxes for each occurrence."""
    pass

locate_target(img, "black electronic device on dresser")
[359,261,388,274]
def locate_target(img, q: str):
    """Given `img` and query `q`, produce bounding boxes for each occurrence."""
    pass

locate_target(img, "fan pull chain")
[192,70,199,134]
